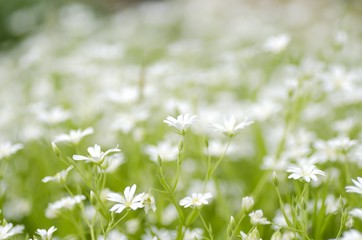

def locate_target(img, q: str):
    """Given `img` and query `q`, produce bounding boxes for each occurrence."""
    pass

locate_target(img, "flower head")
[163,113,197,135]
[0,142,23,160]
[141,193,157,214]
[179,193,213,208]
[107,184,145,214]
[36,226,57,240]
[346,177,362,195]
[287,164,325,182]
[240,228,261,240]
[0,222,24,239]
[45,195,86,219]
[73,144,121,165]
[210,115,254,137]
[42,166,73,184]
[53,127,93,144]
[249,209,270,225]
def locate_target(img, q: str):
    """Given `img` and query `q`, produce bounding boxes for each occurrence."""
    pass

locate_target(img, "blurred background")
[1,0,362,50]
[0,0,163,49]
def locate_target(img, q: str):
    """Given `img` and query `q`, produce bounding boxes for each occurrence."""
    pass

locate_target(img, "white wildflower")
[249,209,270,225]
[0,222,24,239]
[179,193,213,208]
[53,127,93,144]
[0,142,23,160]
[107,184,145,214]
[163,113,197,135]
[141,193,156,214]
[36,226,57,240]
[42,166,73,183]
[73,144,121,165]
[340,229,362,240]
[263,34,290,53]
[45,195,86,219]
[287,165,325,182]
[210,115,253,137]
[350,208,362,220]
[346,177,362,195]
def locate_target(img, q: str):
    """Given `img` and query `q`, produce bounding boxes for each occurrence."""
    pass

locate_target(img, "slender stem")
[173,136,185,192]
[198,210,213,240]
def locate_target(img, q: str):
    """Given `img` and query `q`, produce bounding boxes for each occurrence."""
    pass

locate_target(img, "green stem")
[198,210,213,240]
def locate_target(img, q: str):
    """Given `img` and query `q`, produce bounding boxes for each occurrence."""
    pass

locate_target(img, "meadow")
[0,0,362,239]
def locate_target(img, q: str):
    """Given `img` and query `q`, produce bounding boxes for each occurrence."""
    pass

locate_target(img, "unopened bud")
[51,141,61,158]
[241,196,254,213]
[273,171,279,187]
[227,216,236,238]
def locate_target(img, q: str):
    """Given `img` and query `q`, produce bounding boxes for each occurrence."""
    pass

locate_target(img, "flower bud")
[273,171,279,187]
[51,141,61,158]
[241,196,254,213]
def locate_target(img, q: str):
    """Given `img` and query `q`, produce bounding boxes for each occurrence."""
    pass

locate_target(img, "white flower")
[0,142,23,160]
[287,165,325,182]
[35,106,71,125]
[249,209,270,225]
[240,228,261,240]
[350,208,362,220]
[45,195,86,219]
[0,222,24,239]
[141,193,156,214]
[36,226,57,240]
[346,177,362,195]
[340,229,362,240]
[73,144,121,165]
[210,115,254,137]
[98,230,127,240]
[163,113,197,135]
[184,228,203,240]
[42,166,73,183]
[107,184,145,214]
[263,33,290,53]
[144,140,178,162]
[53,127,93,144]
[179,193,213,208]
[101,153,125,173]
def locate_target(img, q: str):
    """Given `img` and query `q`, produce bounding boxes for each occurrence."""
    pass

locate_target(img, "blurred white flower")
[263,34,290,53]
[163,113,197,135]
[240,228,261,240]
[98,230,127,240]
[241,196,254,213]
[0,222,24,239]
[53,127,93,144]
[350,208,362,220]
[287,165,325,182]
[45,195,86,219]
[340,229,362,240]
[35,106,71,125]
[144,140,178,162]
[107,184,145,214]
[141,193,156,214]
[0,142,23,160]
[36,226,57,240]
[179,193,212,208]
[184,228,203,240]
[346,177,362,195]
[73,144,121,165]
[101,153,125,173]
[210,115,254,137]
[313,137,357,163]
[249,209,270,225]
[42,166,73,183]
